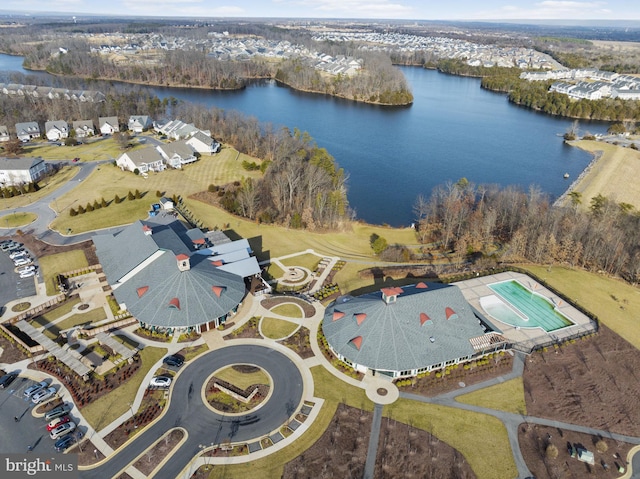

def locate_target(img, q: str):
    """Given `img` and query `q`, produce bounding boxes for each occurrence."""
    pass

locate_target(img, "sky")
[1,0,640,22]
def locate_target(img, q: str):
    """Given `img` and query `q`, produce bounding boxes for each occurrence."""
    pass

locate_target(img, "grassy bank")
[39,250,88,295]
[0,212,37,228]
[0,166,78,210]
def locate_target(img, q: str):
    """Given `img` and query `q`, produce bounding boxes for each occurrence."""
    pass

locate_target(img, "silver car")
[49,421,76,440]
[23,380,48,398]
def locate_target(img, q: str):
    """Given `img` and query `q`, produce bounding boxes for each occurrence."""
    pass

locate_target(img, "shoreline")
[553,142,604,207]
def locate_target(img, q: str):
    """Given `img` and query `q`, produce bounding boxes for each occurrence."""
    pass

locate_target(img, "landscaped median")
[0,212,37,228]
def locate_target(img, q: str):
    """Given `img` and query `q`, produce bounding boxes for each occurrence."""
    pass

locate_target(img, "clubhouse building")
[322,282,508,378]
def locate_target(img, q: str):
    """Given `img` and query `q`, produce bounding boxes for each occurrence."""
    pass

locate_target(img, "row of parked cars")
[0,240,37,278]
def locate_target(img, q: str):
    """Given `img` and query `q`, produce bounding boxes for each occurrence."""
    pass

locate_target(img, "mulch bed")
[280,326,314,359]
[523,325,640,437]
[395,353,514,397]
[0,234,99,266]
[76,440,106,466]
[205,376,269,413]
[518,423,632,479]
[133,429,184,476]
[133,328,172,343]
[224,317,262,340]
[261,296,316,318]
[0,333,31,363]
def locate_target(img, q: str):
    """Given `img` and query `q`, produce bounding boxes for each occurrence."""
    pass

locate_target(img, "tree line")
[414,180,640,284]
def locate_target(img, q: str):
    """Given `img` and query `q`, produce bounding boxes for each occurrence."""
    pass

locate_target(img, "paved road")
[79,344,304,479]
[363,404,383,479]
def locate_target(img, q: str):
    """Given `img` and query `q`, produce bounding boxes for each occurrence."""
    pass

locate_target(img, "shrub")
[135,189,141,199]
[93,199,101,210]
[114,194,122,204]
[101,197,108,207]
[77,205,86,214]
[546,444,559,459]
[86,202,94,212]
[156,190,162,197]
[133,168,140,175]
[69,207,77,216]
[127,191,135,201]
[595,440,608,453]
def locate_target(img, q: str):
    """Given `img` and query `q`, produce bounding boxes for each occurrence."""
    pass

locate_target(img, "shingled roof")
[322,283,491,373]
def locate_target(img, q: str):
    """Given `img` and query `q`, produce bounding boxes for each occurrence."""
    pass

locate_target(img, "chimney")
[381,287,403,305]
[142,224,152,236]
[176,254,190,272]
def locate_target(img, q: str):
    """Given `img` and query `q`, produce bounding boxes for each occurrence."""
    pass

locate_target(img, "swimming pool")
[485,280,573,332]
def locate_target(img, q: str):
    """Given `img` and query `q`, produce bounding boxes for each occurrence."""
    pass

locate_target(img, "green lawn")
[39,250,88,295]
[112,334,140,350]
[0,212,37,228]
[214,366,270,390]
[455,378,527,415]
[54,307,107,331]
[263,263,284,281]
[269,304,303,318]
[260,317,299,340]
[31,298,82,328]
[0,166,78,210]
[311,366,373,412]
[81,346,168,431]
[21,137,142,162]
[280,253,321,271]
[384,399,517,479]
[522,265,640,349]
[179,343,209,362]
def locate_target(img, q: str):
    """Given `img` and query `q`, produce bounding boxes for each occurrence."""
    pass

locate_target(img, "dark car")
[0,372,18,388]
[45,404,71,422]
[53,434,77,452]
[163,355,184,368]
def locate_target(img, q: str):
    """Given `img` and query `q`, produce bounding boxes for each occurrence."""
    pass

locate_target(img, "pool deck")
[455,271,596,350]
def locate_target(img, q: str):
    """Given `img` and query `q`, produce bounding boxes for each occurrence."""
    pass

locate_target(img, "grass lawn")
[81,346,168,431]
[260,317,299,339]
[269,304,303,318]
[54,307,107,331]
[205,401,338,479]
[49,146,262,234]
[113,334,140,350]
[311,366,373,412]
[384,399,517,479]
[455,378,527,415]
[0,166,78,209]
[263,263,284,281]
[0,212,37,228]
[22,137,142,162]
[280,253,321,271]
[31,298,82,328]
[214,366,270,390]
[180,343,209,362]
[39,250,88,295]
[522,264,640,349]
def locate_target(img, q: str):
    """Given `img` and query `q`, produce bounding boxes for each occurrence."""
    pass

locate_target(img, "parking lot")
[0,242,38,307]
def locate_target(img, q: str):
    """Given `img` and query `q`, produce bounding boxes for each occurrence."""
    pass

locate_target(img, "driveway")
[80,344,304,479]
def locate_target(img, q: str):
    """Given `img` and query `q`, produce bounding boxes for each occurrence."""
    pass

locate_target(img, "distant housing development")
[521,69,640,100]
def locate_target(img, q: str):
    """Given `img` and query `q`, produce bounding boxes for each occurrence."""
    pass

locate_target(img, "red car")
[72,158,80,162]
[46,415,71,431]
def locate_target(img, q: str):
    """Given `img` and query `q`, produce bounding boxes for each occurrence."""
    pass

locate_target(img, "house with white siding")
[128,115,152,133]
[186,131,221,154]
[73,120,95,138]
[44,120,69,141]
[156,140,197,168]
[0,125,10,142]
[99,117,120,135]
[116,147,165,173]
[0,157,48,186]
[15,122,40,142]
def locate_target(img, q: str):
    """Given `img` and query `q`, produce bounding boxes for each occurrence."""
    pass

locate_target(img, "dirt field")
[133,429,184,476]
[565,141,640,209]
[523,325,640,437]
[519,423,633,479]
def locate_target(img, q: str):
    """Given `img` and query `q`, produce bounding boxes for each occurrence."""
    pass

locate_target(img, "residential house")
[186,131,221,154]
[15,122,40,142]
[0,157,48,186]
[0,125,10,142]
[44,120,69,141]
[73,120,95,138]
[128,115,152,133]
[156,140,197,169]
[116,147,165,173]
[99,117,120,135]
[154,119,198,140]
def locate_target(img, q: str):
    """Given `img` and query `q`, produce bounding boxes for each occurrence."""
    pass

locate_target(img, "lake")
[0,54,609,226]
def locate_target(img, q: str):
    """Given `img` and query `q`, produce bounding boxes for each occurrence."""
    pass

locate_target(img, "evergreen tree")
[77,205,86,214]
[127,190,135,201]
[93,199,101,210]
[86,202,94,212]
[135,189,141,199]
[114,194,121,204]
[69,207,77,217]
[101,197,108,208]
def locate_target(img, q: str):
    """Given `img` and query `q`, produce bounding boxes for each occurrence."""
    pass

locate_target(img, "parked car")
[0,372,18,388]
[12,254,31,263]
[19,270,35,279]
[6,244,23,253]
[47,415,71,432]
[17,265,36,274]
[54,434,78,452]
[150,376,172,388]
[24,380,48,398]
[14,258,32,267]
[72,157,80,162]
[162,355,184,368]
[50,421,75,440]
[9,249,27,259]
[32,386,57,404]
[45,404,71,422]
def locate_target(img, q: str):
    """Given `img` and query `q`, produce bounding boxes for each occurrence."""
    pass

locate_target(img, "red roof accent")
[212,286,225,298]
[137,286,149,298]
[192,238,205,244]
[333,310,345,321]
[354,313,367,325]
[445,307,456,320]
[211,260,224,267]
[176,254,189,261]
[419,312,431,325]
[168,298,180,310]
[381,287,403,296]
[350,336,363,350]
[142,225,152,232]
[416,282,428,289]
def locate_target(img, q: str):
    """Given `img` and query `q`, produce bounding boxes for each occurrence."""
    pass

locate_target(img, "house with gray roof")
[0,156,48,186]
[15,121,40,141]
[73,120,95,138]
[322,282,507,378]
[186,131,221,154]
[116,147,165,173]
[93,219,247,334]
[99,116,120,135]
[44,120,69,141]
[128,115,152,133]
[156,140,197,169]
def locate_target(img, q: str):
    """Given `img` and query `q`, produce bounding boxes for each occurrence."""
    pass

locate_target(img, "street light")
[129,403,138,428]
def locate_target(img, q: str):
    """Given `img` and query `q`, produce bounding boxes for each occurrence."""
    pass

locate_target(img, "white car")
[9,250,27,259]
[50,421,75,440]
[17,265,35,274]
[150,376,172,388]
[32,386,56,404]
[19,270,35,279]
[14,258,32,267]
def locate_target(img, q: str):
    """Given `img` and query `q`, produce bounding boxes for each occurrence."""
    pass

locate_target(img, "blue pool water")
[486,280,573,332]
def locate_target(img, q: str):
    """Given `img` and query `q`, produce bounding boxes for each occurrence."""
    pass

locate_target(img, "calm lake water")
[0,54,609,226]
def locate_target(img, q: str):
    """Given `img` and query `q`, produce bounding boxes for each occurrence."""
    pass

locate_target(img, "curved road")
[80,344,304,479]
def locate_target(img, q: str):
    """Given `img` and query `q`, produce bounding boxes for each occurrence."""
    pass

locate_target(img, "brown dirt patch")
[76,440,106,466]
[523,325,640,436]
[261,296,316,318]
[375,416,476,479]
[224,317,261,340]
[133,429,184,476]
[77,303,90,311]
[0,332,31,363]
[280,326,314,359]
[0,234,99,265]
[283,404,372,478]
[396,353,513,397]
[518,423,633,479]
